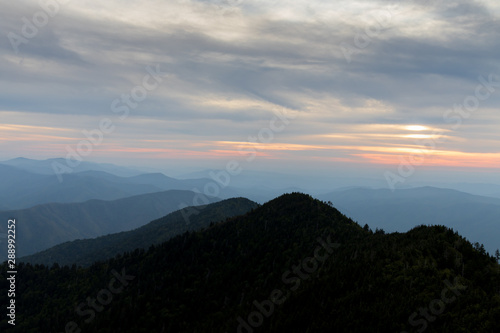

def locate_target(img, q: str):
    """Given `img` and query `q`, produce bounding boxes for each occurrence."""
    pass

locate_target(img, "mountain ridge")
[19,197,259,267]
[0,190,219,260]
[319,186,500,254]
[1,193,499,332]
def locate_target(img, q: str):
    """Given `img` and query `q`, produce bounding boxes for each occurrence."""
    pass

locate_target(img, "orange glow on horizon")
[2,121,498,170]
[355,151,500,168]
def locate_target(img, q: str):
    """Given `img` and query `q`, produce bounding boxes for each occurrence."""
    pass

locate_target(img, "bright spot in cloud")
[405,125,429,131]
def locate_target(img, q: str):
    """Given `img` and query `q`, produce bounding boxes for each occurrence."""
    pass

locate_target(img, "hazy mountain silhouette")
[0,163,238,210]
[0,157,145,176]
[319,186,500,254]
[0,190,218,260]
[20,197,258,267]
[0,164,162,209]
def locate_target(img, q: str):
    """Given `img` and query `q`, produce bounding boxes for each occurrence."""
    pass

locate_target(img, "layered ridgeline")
[0,164,161,210]
[20,197,259,267]
[0,190,219,261]
[319,186,500,254]
[0,164,240,210]
[1,193,499,332]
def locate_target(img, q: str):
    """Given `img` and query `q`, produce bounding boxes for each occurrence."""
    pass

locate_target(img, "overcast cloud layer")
[1,0,500,184]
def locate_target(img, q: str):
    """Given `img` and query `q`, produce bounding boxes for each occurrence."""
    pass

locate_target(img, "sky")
[1,0,500,186]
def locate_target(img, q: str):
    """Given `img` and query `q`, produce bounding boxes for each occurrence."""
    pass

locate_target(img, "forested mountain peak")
[1,193,499,332]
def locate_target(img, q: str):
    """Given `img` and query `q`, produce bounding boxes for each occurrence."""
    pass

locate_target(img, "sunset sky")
[1,0,500,185]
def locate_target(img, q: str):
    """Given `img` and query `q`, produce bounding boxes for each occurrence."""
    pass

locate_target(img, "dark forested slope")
[1,193,499,333]
[0,190,218,260]
[20,197,259,267]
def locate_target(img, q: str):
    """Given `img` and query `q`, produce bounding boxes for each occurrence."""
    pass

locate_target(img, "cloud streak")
[1,0,499,179]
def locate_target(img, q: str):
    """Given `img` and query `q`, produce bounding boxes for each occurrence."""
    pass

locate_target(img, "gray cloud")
[1,0,500,172]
